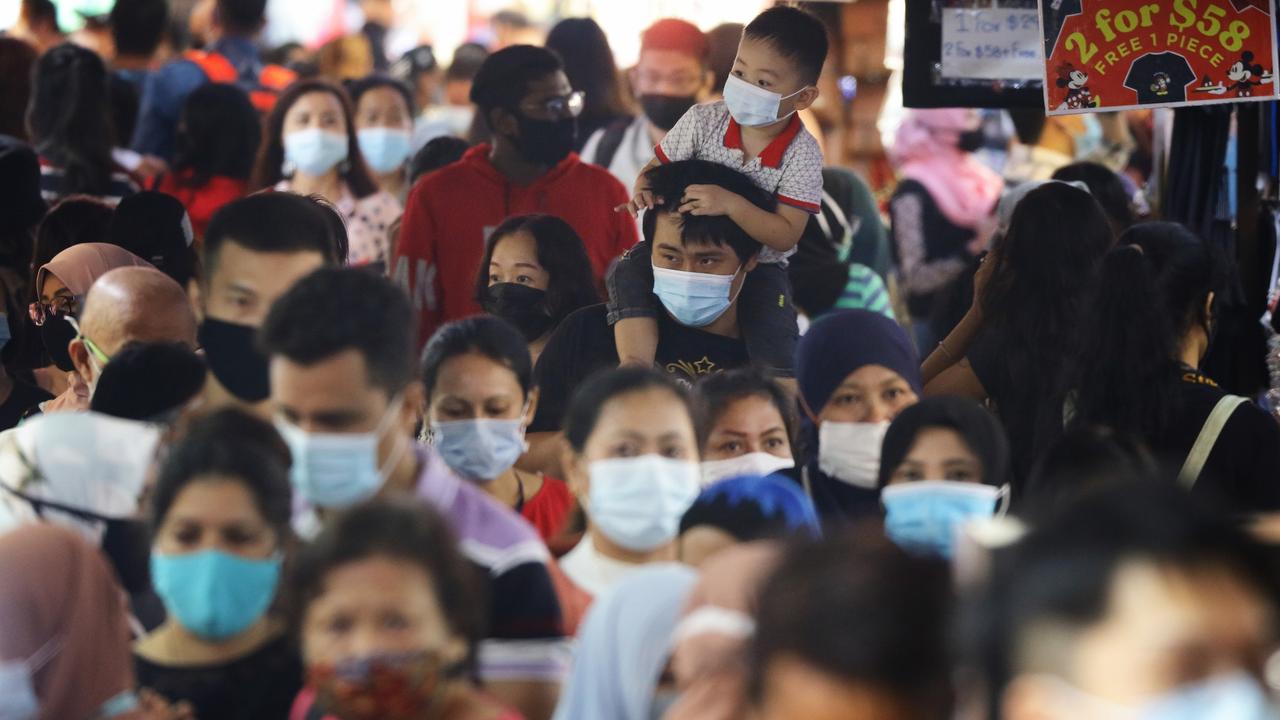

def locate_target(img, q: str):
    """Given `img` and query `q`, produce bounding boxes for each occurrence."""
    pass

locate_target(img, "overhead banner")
[1040,0,1280,113]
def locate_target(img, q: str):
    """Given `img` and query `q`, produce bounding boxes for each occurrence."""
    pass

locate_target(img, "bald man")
[43,267,198,414]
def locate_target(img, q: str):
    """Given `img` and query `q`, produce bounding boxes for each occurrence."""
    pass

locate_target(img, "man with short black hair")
[529,159,775,436]
[581,18,714,192]
[131,0,296,160]
[191,193,340,414]
[394,44,638,350]
[109,0,169,89]
[261,268,567,720]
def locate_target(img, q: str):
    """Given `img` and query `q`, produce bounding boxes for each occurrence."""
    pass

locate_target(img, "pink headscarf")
[891,109,1003,232]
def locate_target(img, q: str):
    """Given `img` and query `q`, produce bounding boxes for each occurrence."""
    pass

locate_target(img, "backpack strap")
[184,50,239,84]
[1177,395,1249,490]
[593,117,635,170]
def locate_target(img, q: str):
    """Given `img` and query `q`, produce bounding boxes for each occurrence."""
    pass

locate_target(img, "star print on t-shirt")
[1124,52,1197,104]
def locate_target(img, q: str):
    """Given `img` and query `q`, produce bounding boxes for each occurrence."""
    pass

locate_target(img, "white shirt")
[580,116,657,195]
[559,534,643,598]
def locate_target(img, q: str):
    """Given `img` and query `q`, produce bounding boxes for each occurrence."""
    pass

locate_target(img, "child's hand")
[679,184,740,217]
[616,188,661,217]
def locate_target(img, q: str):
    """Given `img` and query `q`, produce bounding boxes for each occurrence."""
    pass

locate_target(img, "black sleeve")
[529,306,613,433]
[965,328,1000,398]
[1228,404,1280,512]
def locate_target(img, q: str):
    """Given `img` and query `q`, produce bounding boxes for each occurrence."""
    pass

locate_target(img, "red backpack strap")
[258,63,297,91]
[183,49,238,84]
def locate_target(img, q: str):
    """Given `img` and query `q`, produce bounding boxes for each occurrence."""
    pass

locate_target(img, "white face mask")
[722,74,807,127]
[275,395,407,509]
[588,454,701,552]
[699,451,794,487]
[817,421,889,489]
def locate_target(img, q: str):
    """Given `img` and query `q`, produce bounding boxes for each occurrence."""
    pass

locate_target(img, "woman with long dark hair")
[544,18,632,151]
[26,43,138,204]
[252,79,401,269]
[923,182,1113,490]
[154,82,261,240]
[1065,222,1280,512]
[474,213,599,365]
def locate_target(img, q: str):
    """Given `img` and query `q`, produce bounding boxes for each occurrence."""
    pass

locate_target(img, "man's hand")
[679,184,741,217]
[616,187,661,217]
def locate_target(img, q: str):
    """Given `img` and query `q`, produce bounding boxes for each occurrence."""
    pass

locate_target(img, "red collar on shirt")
[722,113,803,169]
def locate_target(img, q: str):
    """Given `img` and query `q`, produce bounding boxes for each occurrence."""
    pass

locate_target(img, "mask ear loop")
[994,484,1012,517]
[376,392,412,479]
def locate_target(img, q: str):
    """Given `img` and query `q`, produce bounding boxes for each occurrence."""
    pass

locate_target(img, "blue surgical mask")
[652,264,742,327]
[357,127,412,174]
[284,128,350,176]
[1138,672,1280,720]
[881,480,1007,558]
[1047,670,1280,720]
[276,396,407,509]
[588,454,700,552]
[431,417,528,482]
[150,550,282,641]
[722,74,807,128]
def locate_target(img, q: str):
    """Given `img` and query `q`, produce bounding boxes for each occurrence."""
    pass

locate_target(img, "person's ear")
[1203,291,1216,330]
[523,387,539,428]
[489,106,518,137]
[187,279,204,323]
[68,339,92,384]
[561,441,588,499]
[698,68,716,99]
[401,380,426,433]
[628,66,642,99]
[792,85,820,113]
[1001,675,1066,720]
[744,252,760,274]
[441,633,469,667]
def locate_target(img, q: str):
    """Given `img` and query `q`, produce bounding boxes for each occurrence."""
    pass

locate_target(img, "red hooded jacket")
[394,145,638,348]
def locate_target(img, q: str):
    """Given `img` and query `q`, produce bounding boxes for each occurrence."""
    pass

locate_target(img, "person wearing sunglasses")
[394,44,639,353]
[29,243,153,413]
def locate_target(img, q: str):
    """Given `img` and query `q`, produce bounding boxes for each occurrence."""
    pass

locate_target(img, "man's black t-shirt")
[1124,52,1197,104]
[1153,370,1280,513]
[530,303,750,433]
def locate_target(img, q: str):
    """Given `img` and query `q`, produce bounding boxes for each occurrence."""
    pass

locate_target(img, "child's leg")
[606,243,660,367]
[739,263,799,378]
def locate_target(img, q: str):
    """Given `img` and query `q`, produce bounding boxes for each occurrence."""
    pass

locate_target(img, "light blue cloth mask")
[357,127,412,174]
[151,549,281,641]
[284,128,349,176]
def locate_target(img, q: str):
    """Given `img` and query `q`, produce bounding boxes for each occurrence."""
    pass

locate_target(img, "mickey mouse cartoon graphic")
[1150,72,1171,97]
[1056,63,1095,109]
[1226,51,1272,97]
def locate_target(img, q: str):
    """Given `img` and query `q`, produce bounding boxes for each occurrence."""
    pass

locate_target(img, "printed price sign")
[942,8,1044,80]
[1040,0,1280,113]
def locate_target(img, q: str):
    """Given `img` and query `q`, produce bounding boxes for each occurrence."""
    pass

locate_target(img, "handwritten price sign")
[942,8,1044,80]
[1040,0,1280,113]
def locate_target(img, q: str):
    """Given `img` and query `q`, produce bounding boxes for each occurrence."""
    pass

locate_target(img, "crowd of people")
[2,0,1280,718]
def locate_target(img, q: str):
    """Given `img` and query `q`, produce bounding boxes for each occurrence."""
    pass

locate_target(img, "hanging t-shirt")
[530,303,750,433]
[1124,52,1197,105]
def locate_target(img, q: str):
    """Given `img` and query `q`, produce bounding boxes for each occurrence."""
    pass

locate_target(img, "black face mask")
[640,94,698,131]
[513,113,578,166]
[957,128,986,153]
[198,317,270,403]
[482,283,556,342]
[41,310,78,372]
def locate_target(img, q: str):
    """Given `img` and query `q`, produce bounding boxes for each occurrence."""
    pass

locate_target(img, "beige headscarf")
[37,242,153,297]
[0,523,138,719]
